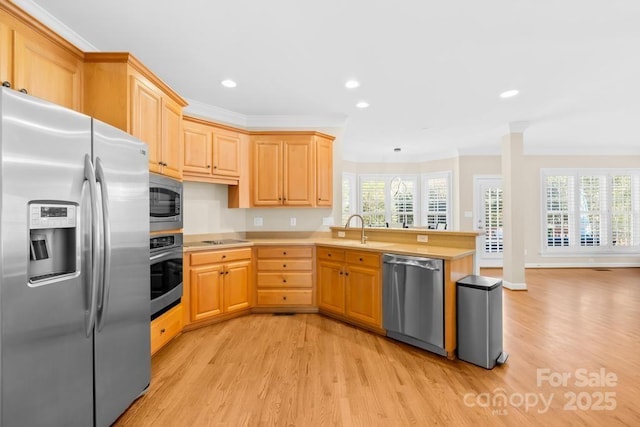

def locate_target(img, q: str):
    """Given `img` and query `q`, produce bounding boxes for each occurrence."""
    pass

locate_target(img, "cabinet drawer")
[190,247,252,266]
[150,304,183,355]
[257,290,312,306]
[256,246,313,259]
[257,272,313,288]
[317,246,345,262]
[345,251,381,268]
[257,259,312,271]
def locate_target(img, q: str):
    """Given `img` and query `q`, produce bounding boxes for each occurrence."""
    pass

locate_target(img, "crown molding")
[10,0,98,51]
[246,114,348,130]
[183,98,249,128]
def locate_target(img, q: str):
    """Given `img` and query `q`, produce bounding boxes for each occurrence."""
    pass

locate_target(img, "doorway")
[474,176,503,267]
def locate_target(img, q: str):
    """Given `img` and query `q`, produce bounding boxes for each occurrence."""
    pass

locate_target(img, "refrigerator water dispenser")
[28,202,77,284]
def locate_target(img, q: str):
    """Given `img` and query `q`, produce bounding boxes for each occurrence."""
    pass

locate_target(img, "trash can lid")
[457,275,502,291]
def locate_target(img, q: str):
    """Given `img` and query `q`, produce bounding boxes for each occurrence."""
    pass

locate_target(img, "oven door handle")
[150,249,183,263]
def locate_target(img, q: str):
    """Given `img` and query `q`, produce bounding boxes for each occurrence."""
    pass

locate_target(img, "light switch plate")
[253,217,263,227]
[290,217,297,227]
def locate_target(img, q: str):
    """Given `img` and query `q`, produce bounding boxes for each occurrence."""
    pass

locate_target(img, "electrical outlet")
[338,231,346,238]
[290,217,297,227]
[253,217,263,227]
[417,235,428,243]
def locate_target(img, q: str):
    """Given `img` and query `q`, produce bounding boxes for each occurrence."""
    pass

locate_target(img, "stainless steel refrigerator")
[0,88,150,426]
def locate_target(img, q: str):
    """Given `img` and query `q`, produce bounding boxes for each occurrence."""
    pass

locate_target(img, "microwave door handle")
[84,154,101,338]
[95,157,111,331]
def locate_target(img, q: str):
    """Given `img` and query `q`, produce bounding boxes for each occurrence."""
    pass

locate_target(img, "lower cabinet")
[150,303,183,355]
[186,248,252,325]
[317,246,382,330]
[255,245,314,309]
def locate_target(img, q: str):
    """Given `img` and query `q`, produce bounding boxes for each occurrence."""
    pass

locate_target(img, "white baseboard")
[525,262,640,268]
[502,280,527,291]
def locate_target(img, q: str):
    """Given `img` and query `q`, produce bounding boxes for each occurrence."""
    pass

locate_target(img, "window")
[357,175,418,227]
[341,173,356,226]
[341,172,451,229]
[542,169,640,253]
[422,172,452,229]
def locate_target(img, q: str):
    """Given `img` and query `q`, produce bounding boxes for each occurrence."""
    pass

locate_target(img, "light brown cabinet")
[317,247,382,330]
[251,133,334,207]
[182,116,246,184]
[255,246,314,308]
[84,53,187,178]
[1,3,83,111]
[186,248,252,325]
[150,303,183,355]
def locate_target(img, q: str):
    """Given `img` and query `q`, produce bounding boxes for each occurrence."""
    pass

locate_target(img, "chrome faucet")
[344,214,368,244]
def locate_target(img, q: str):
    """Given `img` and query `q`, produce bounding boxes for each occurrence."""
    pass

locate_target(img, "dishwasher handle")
[383,260,441,271]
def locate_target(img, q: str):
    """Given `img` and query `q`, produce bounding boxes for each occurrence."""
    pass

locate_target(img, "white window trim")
[540,168,640,255]
[341,172,357,227]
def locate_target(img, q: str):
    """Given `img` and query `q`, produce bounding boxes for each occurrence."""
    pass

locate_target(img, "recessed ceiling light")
[221,79,237,88]
[345,80,360,89]
[356,101,370,109]
[499,89,519,99]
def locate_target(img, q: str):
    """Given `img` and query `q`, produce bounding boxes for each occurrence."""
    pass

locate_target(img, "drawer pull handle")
[160,328,166,334]
[283,296,287,300]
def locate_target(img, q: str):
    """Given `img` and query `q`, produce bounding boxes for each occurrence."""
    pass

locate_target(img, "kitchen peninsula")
[179,227,478,359]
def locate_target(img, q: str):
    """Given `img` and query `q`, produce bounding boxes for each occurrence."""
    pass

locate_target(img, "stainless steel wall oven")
[150,233,183,320]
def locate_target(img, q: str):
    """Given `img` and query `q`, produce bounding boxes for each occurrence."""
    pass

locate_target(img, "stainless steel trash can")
[456,275,508,369]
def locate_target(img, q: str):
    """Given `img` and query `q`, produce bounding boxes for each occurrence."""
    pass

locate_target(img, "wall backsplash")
[183,182,337,234]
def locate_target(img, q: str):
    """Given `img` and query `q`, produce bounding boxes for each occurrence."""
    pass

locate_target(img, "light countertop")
[183,237,474,260]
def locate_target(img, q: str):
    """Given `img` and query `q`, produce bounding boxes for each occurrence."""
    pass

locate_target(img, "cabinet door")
[0,21,12,84]
[131,76,162,174]
[183,121,213,175]
[224,260,251,313]
[190,264,224,322]
[317,260,345,315]
[283,137,314,206]
[161,97,183,179]
[212,128,240,177]
[252,138,282,206]
[13,30,82,111]
[315,137,333,207]
[345,264,381,328]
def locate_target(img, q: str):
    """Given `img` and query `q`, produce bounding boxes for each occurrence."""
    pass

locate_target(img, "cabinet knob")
[207,165,211,168]
[213,165,218,169]
[2,81,10,88]
[278,197,282,201]
[339,271,343,275]
[345,272,350,276]
[283,279,287,283]
[359,257,364,262]
[283,264,287,268]
[283,296,287,300]
[19,88,28,94]
[328,253,332,257]
[160,328,166,334]
[225,271,229,275]
[220,271,224,275]
[222,255,226,259]
[283,251,287,255]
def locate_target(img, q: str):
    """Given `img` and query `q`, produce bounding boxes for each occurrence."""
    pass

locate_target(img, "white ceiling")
[19,0,640,162]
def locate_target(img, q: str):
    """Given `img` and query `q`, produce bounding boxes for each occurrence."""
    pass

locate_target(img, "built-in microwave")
[149,173,182,232]
[150,233,183,320]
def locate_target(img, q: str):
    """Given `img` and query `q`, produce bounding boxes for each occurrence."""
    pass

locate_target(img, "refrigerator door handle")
[95,157,111,331]
[84,154,101,338]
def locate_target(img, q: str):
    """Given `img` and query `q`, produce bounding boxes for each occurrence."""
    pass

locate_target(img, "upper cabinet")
[182,116,247,185]
[251,132,334,208]
[83,53,187,179]
[1,2,83,111]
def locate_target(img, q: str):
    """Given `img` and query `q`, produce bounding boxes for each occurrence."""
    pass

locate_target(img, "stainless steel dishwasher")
[383,253,446,356]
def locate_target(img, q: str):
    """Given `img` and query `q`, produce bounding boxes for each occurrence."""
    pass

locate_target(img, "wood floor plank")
[115,268,640,426]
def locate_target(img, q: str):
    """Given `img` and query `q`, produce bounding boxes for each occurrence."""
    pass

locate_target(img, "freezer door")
[92,119,150,427]
[0,88,94,426]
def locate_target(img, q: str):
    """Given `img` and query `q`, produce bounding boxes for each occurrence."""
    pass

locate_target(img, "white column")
[501,123,527,290]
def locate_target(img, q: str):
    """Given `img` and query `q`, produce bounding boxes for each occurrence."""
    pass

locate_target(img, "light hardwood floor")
[116,268,640,426]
